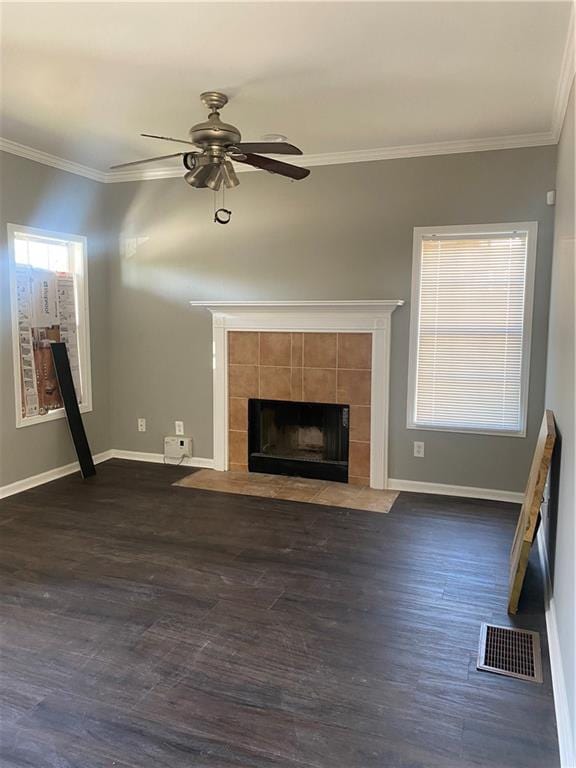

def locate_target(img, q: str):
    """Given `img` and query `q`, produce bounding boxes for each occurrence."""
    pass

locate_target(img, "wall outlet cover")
[175,421,184,435]
[138,418,146,432]
[413,441,425,458]
[164,436,192,459]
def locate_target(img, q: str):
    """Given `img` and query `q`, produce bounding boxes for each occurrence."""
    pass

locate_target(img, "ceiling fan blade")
[231,153,310,180]
[110,152,185,170]
[231,142,303,156]
[141,133,197,146]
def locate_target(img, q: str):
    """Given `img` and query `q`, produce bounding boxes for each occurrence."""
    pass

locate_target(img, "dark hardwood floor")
[0,459,559,767]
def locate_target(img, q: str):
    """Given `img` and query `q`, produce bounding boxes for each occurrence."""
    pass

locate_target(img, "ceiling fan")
[110,91,311,190]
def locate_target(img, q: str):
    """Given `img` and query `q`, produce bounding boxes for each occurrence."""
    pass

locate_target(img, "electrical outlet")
[413,441,424,458]
[138,418,146,432]
[175,421,184,436]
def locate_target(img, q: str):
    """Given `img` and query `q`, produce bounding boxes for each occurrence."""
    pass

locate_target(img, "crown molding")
[104,131,556,183]
[551,2,575,140]
[0,137,107,182]
[1,130,557,185]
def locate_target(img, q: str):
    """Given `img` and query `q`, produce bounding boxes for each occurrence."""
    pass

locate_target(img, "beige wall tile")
[303,333,337,368]
[227,330,374,489]
[291,367,303,400]
[349,405,371,442]
[349,440,370,478]
[260,332,291,366]
[229,462,248,473]
[228,332,259,365]
[229,365,259,398]
[348,475,370,487]
[303,368,336,403]
[291,333,303,367]
[338,333,372,370]
[337,369,371,405]
[229,430,248,465]
[260,366,291,400]
[229,398,248,431]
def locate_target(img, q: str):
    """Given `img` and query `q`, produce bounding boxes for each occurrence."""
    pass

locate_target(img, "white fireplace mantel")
[190,300,404,310]
[191,299,403,322]
[191,299,405,488]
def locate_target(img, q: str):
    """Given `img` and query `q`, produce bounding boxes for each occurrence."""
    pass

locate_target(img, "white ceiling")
[0,1,573,178]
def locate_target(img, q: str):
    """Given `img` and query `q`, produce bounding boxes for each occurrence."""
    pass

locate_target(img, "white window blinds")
[408,225,536,435]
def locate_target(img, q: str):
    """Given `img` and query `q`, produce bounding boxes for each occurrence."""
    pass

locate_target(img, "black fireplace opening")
[248,399,349,483]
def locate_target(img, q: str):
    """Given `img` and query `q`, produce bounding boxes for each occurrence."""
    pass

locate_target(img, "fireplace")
[248,399,350,482]
[193,300,404,488]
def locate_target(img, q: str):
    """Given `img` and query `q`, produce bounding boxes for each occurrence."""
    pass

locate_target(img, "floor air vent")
[477,623,542,683]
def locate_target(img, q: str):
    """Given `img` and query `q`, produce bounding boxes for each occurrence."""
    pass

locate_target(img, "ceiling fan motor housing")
[189,114,241,155]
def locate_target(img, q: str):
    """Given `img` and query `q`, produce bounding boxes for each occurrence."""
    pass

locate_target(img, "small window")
[407,222,537,436]
[8,224,92,427]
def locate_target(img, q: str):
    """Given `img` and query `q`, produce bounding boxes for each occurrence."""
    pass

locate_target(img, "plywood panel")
[508,410,556,614]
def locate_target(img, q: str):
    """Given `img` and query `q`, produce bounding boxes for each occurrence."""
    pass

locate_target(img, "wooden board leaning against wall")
[508,410,556,615]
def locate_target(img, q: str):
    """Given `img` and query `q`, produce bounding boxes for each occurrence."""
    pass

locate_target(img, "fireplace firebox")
[248,399,349,482]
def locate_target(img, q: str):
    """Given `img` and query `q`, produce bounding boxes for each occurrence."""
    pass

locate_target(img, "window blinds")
[412,232,530,434]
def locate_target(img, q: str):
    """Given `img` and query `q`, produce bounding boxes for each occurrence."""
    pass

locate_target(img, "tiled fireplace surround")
[228,331,373,484]
[194,301,404,489]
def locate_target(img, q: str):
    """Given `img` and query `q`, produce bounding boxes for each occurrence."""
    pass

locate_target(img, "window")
[407,222,537,436]
[8,224,92,427]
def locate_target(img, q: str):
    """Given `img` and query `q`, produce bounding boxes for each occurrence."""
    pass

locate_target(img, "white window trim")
[7,223,93,428]
[407,221,538,438]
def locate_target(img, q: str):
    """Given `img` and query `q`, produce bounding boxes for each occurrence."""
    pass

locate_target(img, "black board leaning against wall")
[51,342,96,479]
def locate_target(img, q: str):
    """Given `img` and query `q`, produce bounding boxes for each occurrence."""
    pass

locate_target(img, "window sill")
[16,402,93,429]
[406,422,526,438]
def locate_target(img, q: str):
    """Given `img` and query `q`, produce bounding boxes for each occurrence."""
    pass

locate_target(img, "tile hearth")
[175,469,399,514]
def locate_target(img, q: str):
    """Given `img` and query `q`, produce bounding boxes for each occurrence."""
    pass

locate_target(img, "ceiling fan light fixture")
[184,164,213,188]
[205,165,224,191]
[222,161,239,189]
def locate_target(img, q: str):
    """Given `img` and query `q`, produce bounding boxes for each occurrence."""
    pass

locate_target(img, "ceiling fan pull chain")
[213,183,231,224]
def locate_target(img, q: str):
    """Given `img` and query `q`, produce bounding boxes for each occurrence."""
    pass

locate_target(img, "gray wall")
[105,145,556,492]
[544,82,575,757]
[0,153,110,486]
[0,145,557,492]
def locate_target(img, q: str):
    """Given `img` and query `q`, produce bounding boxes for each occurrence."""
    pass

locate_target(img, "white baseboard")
[105,461,522,503]
[112,449,214,469]
[537,529,575,768]
[0,449,213,499]
[1,458,519,503]
[387,477,523,504]
[0,450,114,499]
